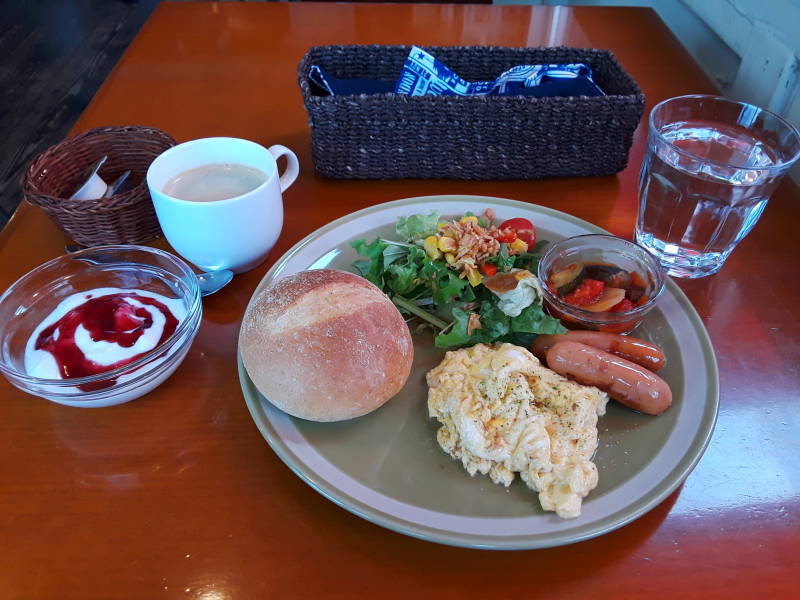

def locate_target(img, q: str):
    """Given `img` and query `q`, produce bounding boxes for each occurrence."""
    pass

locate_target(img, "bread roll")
[239,269,414,421]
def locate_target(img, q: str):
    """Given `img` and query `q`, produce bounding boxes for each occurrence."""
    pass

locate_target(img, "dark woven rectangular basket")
[298,45,645,180]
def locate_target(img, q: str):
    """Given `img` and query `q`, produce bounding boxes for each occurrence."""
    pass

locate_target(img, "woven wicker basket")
[299,45,645,180]
[22,126,176,246]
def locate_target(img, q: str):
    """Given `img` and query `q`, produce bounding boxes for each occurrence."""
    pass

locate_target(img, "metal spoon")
[195,268,233,296]
[64,244,234,296]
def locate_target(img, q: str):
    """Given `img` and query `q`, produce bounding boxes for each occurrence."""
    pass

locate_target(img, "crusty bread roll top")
[239,269,413,422]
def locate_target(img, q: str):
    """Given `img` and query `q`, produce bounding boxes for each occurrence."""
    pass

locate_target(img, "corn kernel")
[440,226,457,239]
[437,236,457,252]
[424,236,441,259]
[466,267,483,287]
[509,238,528,254]
[444,252,456,264]
[486,417,506,428]
[459,215,479,225]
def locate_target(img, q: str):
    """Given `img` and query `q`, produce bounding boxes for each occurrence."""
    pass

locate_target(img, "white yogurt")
[24,287,187,381]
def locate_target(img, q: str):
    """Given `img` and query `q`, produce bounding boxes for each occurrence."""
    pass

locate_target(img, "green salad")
[351,208,566,349]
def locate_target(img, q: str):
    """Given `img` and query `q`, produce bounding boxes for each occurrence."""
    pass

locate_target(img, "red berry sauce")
[35,293,179,391]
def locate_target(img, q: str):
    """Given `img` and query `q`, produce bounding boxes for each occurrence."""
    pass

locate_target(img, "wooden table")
[1,3,797,598]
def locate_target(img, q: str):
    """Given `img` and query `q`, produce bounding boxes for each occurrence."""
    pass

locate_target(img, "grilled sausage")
[532,331,666,372]
[546,341,672,415]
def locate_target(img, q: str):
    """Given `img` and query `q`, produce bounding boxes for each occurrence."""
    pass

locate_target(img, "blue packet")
[395,46,604,97]
[394,47,496,95]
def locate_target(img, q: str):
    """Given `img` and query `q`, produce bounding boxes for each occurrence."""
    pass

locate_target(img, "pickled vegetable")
[549,263,583,294]
[548,260,651,314]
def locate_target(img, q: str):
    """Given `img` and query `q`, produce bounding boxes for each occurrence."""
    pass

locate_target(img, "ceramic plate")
[238,195,719,549]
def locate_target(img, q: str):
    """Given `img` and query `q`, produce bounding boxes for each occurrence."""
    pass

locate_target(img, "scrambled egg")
[426,343,608,519]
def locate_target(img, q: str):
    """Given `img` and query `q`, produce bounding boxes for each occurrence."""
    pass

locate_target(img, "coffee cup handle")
[267,145,300,193]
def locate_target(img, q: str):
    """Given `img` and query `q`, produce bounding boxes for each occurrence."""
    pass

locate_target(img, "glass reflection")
[672,403,799,516]
[308,248,342,270]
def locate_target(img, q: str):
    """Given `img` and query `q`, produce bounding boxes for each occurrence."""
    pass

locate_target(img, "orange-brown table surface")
[1,3,797,598]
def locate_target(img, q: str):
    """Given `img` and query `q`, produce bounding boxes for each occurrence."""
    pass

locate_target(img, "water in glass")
[636,121,783,278]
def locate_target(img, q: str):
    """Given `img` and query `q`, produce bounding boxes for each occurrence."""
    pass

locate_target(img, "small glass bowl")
[0,245,202,407]
[537,234,666,334]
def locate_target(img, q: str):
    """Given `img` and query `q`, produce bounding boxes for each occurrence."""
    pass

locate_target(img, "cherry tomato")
[494,228,517,244]
[515,229,536,247]
[479,263,498,276]
[499,217,533,230]
[499,217,536,247]
[609,298,634,312]
[562,279,605,306]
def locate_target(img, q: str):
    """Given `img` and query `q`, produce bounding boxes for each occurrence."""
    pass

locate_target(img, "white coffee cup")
[146,137,299,273]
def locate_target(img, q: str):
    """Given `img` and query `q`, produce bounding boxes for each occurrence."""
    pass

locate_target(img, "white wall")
[684,0,799,114]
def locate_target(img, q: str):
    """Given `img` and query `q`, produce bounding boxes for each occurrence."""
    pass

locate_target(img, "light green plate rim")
[238,195,719,549]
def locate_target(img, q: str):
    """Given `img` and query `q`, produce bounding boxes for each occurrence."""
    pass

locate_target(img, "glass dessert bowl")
[0,245,202,407]
[538,234,666,334]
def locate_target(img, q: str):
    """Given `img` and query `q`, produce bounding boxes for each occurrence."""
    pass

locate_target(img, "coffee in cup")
[146,137,299,273]
[163,163,268,203]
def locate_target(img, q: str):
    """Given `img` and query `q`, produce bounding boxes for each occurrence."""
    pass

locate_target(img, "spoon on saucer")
[195,268,233,296]
[64,244,234,296]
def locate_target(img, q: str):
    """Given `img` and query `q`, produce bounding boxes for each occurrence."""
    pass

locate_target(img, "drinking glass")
[635,95,800,278]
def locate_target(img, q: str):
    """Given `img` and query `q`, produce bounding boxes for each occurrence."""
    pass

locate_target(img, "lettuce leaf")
[433,308,476,348]
[386,262,419,295]
[351,238,388,287]
[382,243,409,268]
[395,211,440,242]
[420,257,469,306]
[511,303,565,335]
[434,298,565,349]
